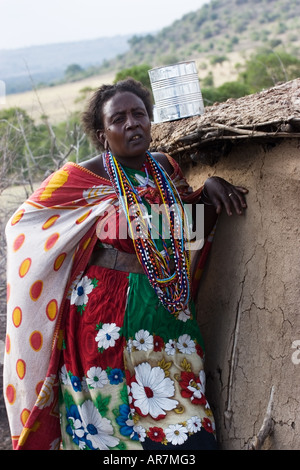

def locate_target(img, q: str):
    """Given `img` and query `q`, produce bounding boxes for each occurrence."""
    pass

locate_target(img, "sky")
[1,0,209,50]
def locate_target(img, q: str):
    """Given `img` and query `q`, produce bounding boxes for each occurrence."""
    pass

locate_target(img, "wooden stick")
[206,122,269,137]
[249,385,275,450]
[171,130,300,154]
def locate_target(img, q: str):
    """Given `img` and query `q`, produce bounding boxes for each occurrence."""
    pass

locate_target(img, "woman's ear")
[96,130,109,150]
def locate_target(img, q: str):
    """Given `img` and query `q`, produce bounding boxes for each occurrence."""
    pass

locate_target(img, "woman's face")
[98,91,152,163]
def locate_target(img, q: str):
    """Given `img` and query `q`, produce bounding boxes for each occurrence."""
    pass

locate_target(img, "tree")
[217,81,250,100]
[0,107,91,190]
[201,81,250,106]
[239,49,300,93]
[64,64,84,80]
[0,107,36,189]
[114,64,152,93]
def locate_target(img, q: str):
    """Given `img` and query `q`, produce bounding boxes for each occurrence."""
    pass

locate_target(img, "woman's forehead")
[103,91,146,116]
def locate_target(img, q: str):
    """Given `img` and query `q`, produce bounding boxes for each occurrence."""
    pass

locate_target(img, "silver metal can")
[148,61,204,123]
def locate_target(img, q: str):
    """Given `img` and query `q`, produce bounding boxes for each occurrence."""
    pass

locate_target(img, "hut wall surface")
[183,138,300,450]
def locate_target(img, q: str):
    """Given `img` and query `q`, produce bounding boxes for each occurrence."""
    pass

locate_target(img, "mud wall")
[184,138,300,450]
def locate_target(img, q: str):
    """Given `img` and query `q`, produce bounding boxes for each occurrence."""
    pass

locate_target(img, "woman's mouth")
[129,134,143,142]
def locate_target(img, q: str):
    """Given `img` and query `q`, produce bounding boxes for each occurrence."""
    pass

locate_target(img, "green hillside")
[100,0,300,72]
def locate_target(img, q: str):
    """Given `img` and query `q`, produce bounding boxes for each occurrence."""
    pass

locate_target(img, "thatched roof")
[150,78,300,165]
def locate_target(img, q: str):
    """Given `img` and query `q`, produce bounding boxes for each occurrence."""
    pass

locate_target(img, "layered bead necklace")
[105,150,191,314]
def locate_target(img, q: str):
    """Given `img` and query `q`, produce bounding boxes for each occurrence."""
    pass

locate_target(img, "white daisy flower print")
[177,307,191,322]
[78,439,86,450]
[66,272,83,300]
[187,416,202,433]
[68,415,85,441]
[95,323,120,350]
[78,400,119,450]
[134,425,146,442]
[132,329,153,351]
[189,381,205,402]
[165,423,188,445]
[70,275,94,306]
[187,370,206,404]
[131,362,178,419]
[177,334,196,354]
[59,364,71,386]
[126,338,133,353]
[86,366,108,389]
[165,339,176,356]
[127,385,133,405]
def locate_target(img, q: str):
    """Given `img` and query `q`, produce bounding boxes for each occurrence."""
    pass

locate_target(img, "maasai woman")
[4,79,248,450]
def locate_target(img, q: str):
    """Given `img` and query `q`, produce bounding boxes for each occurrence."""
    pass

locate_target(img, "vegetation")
[201,49,300,104]
[107,49,300,106]
[239,49,300,92]
[201,81,250,105]
[51,0,300,107]
[64,64,85,82]
[0,107,95,190]
[114,64,152,91]
[98,0,300,74]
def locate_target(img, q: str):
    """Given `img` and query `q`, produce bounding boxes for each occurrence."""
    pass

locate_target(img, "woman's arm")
[151,153,248,237]
[201,176,249,238]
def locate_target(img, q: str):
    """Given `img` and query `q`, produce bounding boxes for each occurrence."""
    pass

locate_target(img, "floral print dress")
[58,164,217,451]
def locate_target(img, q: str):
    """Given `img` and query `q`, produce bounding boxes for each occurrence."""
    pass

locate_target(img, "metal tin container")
[148,61,204,123]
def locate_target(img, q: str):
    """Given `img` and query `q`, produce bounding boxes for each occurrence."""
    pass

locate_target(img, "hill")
[3,0,300,123]
[0,35,131,94]
[103,0,300,72]
[112,0,300,68]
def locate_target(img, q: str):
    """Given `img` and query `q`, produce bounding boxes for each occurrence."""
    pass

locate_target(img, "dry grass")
[4,71,115,124]
[196,51,247,87]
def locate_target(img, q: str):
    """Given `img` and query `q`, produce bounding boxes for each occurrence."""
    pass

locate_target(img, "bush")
[202,81,250,105]
[114,64,152,92]
[239,49,300,92]
[210,55,228,65]
[0,107,92,183]
[218,81,250,99]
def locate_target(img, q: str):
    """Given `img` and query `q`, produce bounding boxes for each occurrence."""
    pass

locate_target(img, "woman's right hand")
[203,176,248,216]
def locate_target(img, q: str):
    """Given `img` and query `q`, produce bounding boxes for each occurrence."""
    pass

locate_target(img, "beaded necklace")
[105,150,191,314]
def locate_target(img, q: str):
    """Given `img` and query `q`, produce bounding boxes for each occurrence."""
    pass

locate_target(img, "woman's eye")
[112,116,124,124]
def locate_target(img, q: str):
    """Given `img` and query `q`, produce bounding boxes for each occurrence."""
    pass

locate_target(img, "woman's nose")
[125,114,139,129]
